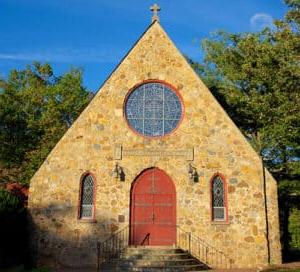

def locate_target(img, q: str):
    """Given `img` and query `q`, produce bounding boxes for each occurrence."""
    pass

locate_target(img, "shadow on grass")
[1,265,52,272]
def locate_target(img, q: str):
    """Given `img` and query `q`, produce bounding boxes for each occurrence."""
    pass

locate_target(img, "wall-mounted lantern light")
[112,162,125,181]
[188,163,198,182]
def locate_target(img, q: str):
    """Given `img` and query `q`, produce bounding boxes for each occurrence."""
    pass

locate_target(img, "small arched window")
[211,175,227,221]
[79,174,95,219]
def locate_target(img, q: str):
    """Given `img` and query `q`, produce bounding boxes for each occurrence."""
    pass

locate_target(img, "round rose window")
[125,82,183,137]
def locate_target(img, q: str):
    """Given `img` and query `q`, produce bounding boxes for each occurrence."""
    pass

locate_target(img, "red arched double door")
[130,168,176,246]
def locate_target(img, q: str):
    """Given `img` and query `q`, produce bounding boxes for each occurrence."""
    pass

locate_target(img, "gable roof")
[30,20,271,183]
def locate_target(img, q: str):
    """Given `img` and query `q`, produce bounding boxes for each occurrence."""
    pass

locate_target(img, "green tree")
[195,0,300,176]
[192,0,300,255]
[0,62,90,185]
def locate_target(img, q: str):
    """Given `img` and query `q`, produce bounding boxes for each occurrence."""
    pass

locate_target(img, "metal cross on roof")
[150,3,161,23]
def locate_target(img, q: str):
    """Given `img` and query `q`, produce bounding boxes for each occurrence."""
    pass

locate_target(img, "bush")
[0,189,28,268]
[0,188,23,214]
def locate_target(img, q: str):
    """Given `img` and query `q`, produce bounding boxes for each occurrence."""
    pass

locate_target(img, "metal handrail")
[96,224,234,270]
[96,225,129,271]
[176,225,234,268]
[141,233,150,246]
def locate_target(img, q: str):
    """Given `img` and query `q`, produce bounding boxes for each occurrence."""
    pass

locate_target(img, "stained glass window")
[125,82,182,137]
[212,176,226,221]
[80,174,94,219]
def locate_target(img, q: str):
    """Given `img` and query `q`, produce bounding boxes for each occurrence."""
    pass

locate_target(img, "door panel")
[130,168,176,246]
[134,195,153,223]
[153,194,175,245]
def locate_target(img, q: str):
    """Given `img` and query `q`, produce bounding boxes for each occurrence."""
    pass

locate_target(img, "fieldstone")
[232,170,240,176]
[195,189,203,195]
[198,171,204,177]
[244,236,255,243]
[229,178,238,184]
[28,21,281,269]
[186,187,193,194]
[252,225,258,236]
[93,144,101,150]
[95,124,104,131]
[228,185,235,193]
[208,150,216,155]
[237,181,249,188]
[254,192,263,198]
[186,219,193,225]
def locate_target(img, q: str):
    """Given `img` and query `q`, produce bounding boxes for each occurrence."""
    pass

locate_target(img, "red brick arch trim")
[77,171,97,222]
[123,79,185,139]
[210,173,229,223]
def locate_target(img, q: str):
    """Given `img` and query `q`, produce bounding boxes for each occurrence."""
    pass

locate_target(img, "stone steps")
[100,265,207,272]
[99,246,208,271]
[124,247,184,254]
[120,253,191,260]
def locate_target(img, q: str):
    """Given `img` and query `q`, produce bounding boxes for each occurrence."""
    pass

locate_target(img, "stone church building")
[28,6,281,270]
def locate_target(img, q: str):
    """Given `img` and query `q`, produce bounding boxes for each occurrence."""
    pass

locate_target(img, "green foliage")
[290,208,300,248]
[193,0,300,254]
[0,62,90,185]
[197,1,300,181]
[285,0,300,28]
[0,189,22,214]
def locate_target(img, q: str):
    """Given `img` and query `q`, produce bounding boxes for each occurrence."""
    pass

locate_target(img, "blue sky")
[0,0,287,91]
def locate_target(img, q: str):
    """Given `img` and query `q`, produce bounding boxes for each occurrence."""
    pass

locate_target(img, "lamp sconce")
[112,162,125,181]
[188,163,198,182]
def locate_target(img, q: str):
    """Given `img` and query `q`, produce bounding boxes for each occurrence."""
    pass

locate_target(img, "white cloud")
[0,48,123,63]
[0,53,49,61]
[250,13,274,31]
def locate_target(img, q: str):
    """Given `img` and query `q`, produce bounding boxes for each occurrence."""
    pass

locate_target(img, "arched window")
[79,174,95,219]
[211,175,227,221]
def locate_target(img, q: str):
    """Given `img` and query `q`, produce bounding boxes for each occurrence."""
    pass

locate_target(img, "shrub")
[0,189,28,268]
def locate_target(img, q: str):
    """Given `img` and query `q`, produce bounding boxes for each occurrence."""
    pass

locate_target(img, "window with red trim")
[79,174,94,219]
[211,175,227,221]
[125,82,183,137]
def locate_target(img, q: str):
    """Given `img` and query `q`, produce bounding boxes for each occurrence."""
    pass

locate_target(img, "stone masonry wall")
[28,21,281,268]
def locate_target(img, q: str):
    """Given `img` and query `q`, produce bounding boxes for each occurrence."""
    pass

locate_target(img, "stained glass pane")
[125,82,182,136]
[164,120,179,134]
[129,119,144,134]
[213,207,225,220]
[80,175,94,218]
[212,176,225,220]
[125,100,143,119]
[145,83,163,100]
[144,119,163,136]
